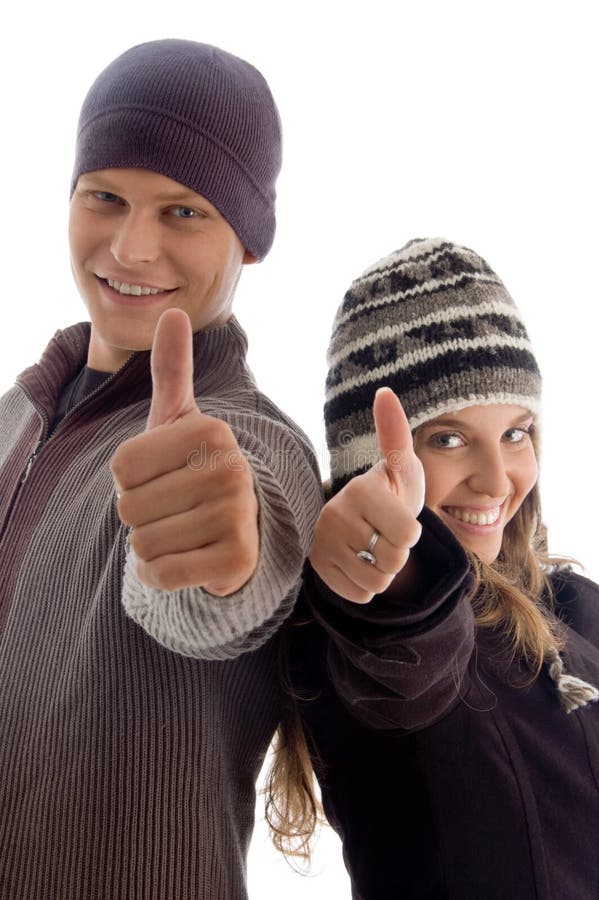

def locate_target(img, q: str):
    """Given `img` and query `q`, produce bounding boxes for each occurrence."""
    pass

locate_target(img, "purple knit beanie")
[71,39,282,260]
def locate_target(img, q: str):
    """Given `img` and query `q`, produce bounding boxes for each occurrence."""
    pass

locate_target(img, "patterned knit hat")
[325,238,542,492]
[71,39,282,260]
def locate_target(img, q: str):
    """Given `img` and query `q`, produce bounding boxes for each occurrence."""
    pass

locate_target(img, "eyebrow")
[423,413,534,430]
[149,190,204,203]
[77,176,205,205]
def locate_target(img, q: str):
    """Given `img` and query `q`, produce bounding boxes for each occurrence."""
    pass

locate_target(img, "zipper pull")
[22,440,43,484]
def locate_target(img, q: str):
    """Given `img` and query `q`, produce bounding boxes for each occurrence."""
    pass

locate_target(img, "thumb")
[373,387,413,476]
[146,309,198,430]
[373,388,424,511]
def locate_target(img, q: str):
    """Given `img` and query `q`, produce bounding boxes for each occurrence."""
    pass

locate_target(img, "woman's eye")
[504,427,528,443]
[431,432,464,449]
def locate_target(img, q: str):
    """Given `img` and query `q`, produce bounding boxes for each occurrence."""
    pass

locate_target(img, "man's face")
[69,168,254,372]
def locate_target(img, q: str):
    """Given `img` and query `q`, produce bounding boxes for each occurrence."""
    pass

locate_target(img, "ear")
[243,250,259,265]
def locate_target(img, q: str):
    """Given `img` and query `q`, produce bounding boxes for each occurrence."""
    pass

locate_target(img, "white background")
[1,1,597,896]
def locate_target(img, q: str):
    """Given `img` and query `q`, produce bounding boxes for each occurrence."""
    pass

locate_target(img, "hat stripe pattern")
[325,238,542,492]
[336,269,504,325]
[326,334,537,404]
[328,298,523,368]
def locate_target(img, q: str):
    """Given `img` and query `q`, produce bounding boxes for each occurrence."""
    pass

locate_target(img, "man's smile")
[106,277,169,296]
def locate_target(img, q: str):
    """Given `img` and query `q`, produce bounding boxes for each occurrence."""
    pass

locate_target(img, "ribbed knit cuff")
[121,417,322,660]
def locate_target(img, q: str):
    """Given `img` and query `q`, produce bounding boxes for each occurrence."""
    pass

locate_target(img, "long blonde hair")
[265,425,572,861]
[468,480,567,676]
[263,625,323,868]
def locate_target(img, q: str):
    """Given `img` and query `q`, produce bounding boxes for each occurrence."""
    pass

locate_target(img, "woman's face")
[414,404,538,564]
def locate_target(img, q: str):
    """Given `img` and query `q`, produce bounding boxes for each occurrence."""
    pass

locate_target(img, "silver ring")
[367,531,380,553]
[356,530,380,566]
[356,549,376,565]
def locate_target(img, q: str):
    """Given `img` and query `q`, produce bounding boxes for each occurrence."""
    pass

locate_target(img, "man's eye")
[94,191,119,203]
[170,206,198,218]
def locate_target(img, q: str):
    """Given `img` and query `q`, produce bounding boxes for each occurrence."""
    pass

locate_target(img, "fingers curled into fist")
[111,309,260,595]
[309,387,424,604]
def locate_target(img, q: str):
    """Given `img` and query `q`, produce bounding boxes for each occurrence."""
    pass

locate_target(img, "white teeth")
[446,507,501,526]
[107,278,162,296]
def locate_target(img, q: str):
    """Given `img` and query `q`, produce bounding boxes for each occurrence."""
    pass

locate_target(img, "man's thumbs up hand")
[110,310,259,595]
[145,308,198,429]
[310,388,424,603]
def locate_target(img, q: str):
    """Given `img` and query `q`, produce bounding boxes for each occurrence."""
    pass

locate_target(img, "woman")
[269,238,599,898]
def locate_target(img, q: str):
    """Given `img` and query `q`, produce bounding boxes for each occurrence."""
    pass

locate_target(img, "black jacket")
[291,509,599,899]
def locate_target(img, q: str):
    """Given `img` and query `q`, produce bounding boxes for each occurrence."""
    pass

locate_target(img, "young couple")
[0,38,596,900]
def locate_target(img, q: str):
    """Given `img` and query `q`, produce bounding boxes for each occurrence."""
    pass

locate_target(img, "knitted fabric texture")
[325,237,542,492]
[71,39,282,260]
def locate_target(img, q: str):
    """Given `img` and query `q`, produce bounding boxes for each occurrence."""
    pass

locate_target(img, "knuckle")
[130,529,152,562]
[116,492,135,526]
[201,415,235,447]
[210,453,252,489]
[391,547,411,572]
[351,589,375,604]
[231,532,259,575]
[110,440,137,488]
[223,501,257,538]
[348,471,373,497]
[371,572,394,595]
[109,449,125,481]
[207,582,235,598]
[408,521,423,547]
[223,457,251,487]
[238,543,258,574]
[148,559,178,592]
[308,548,327,575]
[319,499,349,532]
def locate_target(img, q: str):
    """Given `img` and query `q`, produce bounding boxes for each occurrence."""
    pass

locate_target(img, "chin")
[477,552,500,566]
[467,542,501,566]
[103,322,155,350]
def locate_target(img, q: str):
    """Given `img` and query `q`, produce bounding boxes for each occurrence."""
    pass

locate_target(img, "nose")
[467,443,512,500]
[110,210,161,266]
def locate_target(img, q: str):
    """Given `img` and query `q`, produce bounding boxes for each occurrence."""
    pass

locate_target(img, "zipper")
[1,355,136,542]
[0,414,48,544]
[16,353,135,483]
[21,440,44,484]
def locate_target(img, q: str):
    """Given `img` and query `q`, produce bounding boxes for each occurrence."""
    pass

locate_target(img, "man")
[0,39,321,899]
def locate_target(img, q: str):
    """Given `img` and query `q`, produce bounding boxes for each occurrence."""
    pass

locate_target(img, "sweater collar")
[16,316,253,424]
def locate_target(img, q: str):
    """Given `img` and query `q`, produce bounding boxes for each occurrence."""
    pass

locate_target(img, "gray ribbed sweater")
[0,317,321,899]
